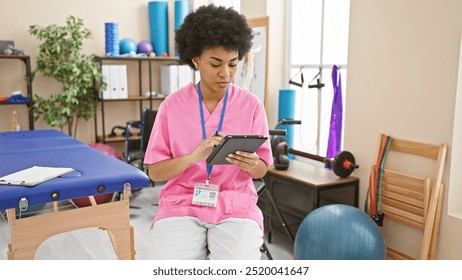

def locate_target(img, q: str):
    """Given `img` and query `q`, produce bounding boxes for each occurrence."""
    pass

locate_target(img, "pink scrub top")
[144,83,273,229]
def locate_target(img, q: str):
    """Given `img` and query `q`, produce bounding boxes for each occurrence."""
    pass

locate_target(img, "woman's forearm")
[147,153,196,182]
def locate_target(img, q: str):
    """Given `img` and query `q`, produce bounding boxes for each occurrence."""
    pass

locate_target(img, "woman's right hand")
[189,132,224,162]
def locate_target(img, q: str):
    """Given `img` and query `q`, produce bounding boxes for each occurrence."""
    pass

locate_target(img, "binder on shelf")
[161,65,178,96]
[100,65,111,99]
[178,65,194,89]
[109,65,119,99]
[117,64,128,99]
[194,71,201,84]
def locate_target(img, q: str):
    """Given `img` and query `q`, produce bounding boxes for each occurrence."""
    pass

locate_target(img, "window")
[286,0,350,157]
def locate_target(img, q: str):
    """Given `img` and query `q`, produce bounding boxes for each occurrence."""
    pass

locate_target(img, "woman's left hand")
[226,151,260,172]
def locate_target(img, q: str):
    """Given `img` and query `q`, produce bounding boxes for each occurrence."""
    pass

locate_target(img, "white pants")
[150,217,263,260]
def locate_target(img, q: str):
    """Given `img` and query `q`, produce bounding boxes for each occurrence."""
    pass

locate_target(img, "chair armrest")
[126,120,142,130]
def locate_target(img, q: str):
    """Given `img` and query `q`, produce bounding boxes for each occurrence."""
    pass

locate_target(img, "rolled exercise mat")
[149,1,169,56]
[105,22,119,56]
[174,0,189,30]
[174,0,189,56]
[278,89,296,158]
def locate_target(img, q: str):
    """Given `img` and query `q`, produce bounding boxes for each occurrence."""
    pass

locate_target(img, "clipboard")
[206,135,268,165]
[0,166,74,187]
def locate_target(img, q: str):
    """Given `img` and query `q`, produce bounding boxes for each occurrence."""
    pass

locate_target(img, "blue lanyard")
[198,82,229,182]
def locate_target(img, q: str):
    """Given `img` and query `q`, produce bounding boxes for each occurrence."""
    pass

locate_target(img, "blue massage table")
[0,129,150,259]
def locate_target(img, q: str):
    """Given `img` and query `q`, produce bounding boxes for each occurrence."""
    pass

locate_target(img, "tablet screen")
[206,135,268,165]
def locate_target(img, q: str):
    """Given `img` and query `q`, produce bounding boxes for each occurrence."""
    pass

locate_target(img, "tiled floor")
[0,184,294,260]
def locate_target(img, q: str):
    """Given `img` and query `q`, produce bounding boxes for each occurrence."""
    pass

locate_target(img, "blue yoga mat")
[278,89,296,158]
[174,0,189,56]
[174,0,189,30]
[149,1,169,55]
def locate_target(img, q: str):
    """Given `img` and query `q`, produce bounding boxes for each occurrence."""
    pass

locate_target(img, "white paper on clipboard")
[0,166,74,187]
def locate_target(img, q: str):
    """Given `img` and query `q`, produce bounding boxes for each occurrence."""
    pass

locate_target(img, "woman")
[144,4,272,260]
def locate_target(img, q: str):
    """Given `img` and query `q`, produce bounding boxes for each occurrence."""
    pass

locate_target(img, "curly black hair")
[175,5,253,69]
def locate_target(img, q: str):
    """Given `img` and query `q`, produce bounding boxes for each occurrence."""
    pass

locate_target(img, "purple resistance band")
[326,65,343,163]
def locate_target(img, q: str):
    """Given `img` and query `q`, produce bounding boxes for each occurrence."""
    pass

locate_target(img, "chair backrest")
[124,108,157,167]
[294,204,386,260]
[140,108,157,152]
[376,168,431,230]
[369,133,447,260]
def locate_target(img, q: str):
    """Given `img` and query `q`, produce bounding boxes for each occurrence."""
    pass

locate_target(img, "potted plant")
[29,16,104,138]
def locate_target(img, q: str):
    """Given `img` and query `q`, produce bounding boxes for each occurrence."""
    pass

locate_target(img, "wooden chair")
[368,133,447,259]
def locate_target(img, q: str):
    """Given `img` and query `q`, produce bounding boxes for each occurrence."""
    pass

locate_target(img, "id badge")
[192,182,220,207]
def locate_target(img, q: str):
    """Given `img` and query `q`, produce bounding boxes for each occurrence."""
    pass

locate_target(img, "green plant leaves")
[29,15,102,137]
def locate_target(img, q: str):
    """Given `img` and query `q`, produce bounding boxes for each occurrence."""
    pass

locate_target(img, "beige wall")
[242,0,285,127]
[347,0,462,259]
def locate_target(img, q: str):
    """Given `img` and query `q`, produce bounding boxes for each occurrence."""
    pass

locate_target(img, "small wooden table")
[260,159,359,242]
